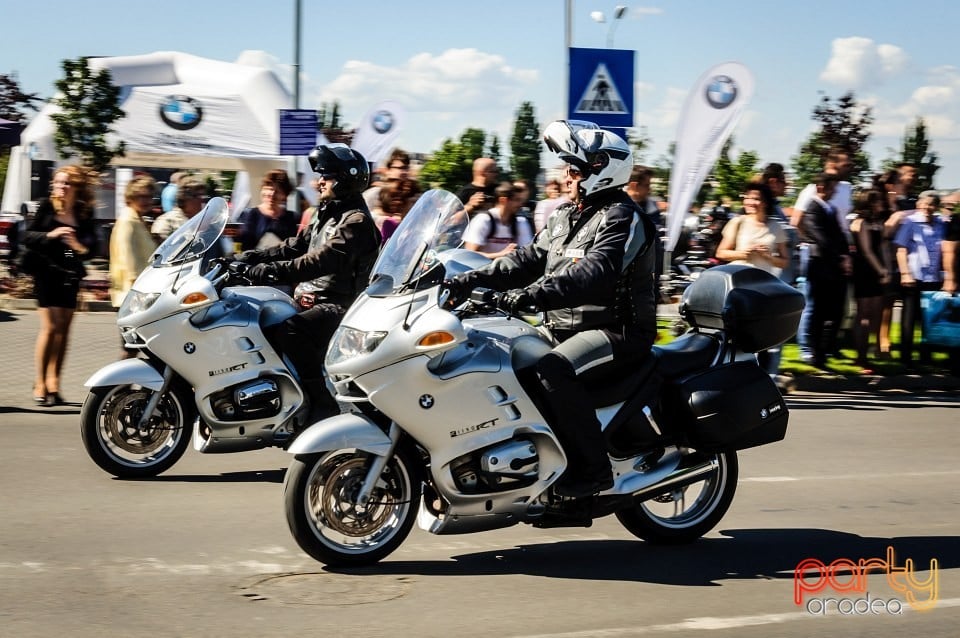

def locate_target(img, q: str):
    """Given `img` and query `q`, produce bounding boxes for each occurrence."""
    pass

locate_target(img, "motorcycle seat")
[511,336,658,409]
[652,332,721,379]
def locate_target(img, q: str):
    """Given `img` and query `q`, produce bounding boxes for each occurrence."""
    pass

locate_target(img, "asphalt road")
[1,309,958,638]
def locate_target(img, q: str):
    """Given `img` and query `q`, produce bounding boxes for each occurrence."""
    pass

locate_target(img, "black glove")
[245,262,279,284]
[443,275,477,309]
[498,288,538,315]
[208,255,236,273]
[233,250,262,265]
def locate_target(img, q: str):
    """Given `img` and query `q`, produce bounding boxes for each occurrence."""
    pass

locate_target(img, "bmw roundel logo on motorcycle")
[183,342,196,354]
[372,110,394,134]
[418,394,435,409]
[160,95,203,131]
[705,75,737,110]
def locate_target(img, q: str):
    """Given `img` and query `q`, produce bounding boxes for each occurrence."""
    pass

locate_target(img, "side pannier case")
[661,360,789,452]
[679,264,805,353]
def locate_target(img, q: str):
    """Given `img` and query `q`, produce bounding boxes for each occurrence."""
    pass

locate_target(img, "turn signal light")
[417,331,456,348]
[181,292,210,305]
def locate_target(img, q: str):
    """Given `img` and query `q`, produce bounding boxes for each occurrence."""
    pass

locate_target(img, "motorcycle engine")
[211,378,281,421]
[450,439,539,493]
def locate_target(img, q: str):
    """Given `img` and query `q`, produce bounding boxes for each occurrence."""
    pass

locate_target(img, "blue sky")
[4,0,960,187]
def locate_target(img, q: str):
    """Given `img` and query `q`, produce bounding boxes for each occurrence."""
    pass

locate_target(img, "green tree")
[49,58,125,172]
[0,72,43,191]
[900,117,939,192]
[317,101,352,145]
[509,101,541,188]
[488,135,503,173]
[791,91,873,187]
[0,72,42,122]
[627,126,652,164]
[418,128,491,191]
[713,137,760,205]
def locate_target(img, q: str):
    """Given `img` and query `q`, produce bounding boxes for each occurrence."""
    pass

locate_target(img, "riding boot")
[537,351,613,499]
[300,377,339,428]
[553,422,614,498]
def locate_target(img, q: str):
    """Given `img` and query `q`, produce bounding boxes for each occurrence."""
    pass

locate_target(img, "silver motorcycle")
[81,198,318,478]
[283,189,804,566]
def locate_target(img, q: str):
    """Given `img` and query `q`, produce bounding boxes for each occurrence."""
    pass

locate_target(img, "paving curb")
[793,371,960,393]
[0,295,114,313]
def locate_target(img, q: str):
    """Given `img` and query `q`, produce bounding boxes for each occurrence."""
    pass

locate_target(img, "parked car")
[0,210,24,265]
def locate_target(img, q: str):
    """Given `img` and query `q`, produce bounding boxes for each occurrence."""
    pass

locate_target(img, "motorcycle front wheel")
[284,446,422,567]
[616,450,738,544]
[80,383,194,479]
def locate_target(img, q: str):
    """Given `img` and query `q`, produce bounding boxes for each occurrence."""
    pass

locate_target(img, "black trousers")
[805,261,847,364]
[271,302,346,411]
[899,282,942,365]
[536,329,650,477]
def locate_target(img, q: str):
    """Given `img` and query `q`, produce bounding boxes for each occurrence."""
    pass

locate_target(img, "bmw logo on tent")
[705,75,737,110]
[160,95,203,131]
[372,110,394,134]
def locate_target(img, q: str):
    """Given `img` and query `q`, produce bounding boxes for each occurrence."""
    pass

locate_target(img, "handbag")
[921,291,960,348]
[15,247,47,277]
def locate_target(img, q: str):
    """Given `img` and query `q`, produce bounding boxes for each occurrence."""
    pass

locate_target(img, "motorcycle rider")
[446,121,658,498]
[230,144,382,424]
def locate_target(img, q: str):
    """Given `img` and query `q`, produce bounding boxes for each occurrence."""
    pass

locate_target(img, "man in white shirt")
[791,150,855,363]
[462,181,534,259]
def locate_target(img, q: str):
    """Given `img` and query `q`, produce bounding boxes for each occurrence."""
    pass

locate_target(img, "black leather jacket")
[240,194,381,306]
[465,190,658,346]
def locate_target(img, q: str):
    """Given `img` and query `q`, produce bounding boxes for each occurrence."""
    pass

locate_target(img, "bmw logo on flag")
[705,75,738,110]
[372,110,394,134]
[159,95,203,131]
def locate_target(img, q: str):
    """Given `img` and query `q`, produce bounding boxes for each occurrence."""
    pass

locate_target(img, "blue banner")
[279,109,318,155]
[568,48,634,129]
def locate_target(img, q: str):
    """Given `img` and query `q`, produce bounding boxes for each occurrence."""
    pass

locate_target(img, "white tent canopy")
[1,51,294,215]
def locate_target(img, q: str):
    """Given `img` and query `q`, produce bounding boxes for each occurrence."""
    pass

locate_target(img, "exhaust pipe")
[628,457,719,501]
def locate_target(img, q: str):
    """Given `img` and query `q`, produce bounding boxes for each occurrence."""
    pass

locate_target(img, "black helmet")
[307,143,371,198]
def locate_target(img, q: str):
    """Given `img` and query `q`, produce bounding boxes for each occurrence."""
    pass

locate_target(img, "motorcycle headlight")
[118,290,161,319]
[326,327,388,366]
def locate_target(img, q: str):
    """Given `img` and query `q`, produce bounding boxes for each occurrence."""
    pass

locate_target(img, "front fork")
[355,422,402,506]
[137,365,174,430]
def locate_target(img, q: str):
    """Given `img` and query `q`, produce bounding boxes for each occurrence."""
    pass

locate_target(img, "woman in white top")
[715,182,790,379]
[716,182,788,276]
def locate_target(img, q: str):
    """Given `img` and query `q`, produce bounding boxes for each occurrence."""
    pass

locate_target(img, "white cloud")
[820,37,908,89]
[314,48,538,117]
[629,6,665,18]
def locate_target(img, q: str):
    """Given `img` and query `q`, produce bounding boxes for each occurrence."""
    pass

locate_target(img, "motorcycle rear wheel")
[80,383,193,478]
[616,450,738,544]
[284,446,422,567]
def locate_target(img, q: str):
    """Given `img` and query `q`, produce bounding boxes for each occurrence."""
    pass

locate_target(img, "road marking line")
[511,597,960,637]
[742,470,960,483]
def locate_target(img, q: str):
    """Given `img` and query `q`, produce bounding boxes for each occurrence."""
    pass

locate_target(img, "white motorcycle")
[81,198,318,478]
[283,190,805,567]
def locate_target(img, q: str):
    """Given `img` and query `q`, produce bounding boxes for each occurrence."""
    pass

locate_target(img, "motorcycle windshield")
[370,189,466,292]
[152,197,229,266]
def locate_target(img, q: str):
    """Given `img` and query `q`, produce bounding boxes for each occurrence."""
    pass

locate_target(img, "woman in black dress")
[21,165,98,405]
[850,189,890,371]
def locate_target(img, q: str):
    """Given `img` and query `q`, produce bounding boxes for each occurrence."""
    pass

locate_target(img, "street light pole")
[591,5,628,48]
[291,0,303,213]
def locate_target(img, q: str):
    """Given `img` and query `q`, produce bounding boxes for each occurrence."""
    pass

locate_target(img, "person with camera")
[446,121,658,498]
[456,157,499,218]
[21,165,98,406]
[225,144,381,424]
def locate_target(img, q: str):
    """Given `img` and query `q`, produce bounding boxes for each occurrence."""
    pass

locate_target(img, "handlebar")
[205,258,254,288]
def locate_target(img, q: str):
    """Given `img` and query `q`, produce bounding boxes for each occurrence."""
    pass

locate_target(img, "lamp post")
[591,5,628,48]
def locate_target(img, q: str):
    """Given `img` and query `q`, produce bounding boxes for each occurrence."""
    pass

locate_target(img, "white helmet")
[543,120,633,199]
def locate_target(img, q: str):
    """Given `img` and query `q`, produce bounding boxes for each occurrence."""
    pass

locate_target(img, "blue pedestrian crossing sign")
[568,47,635,129]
